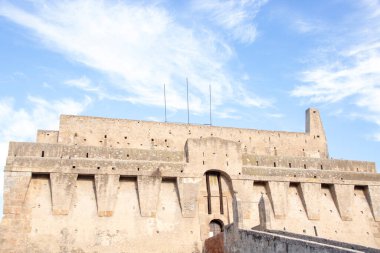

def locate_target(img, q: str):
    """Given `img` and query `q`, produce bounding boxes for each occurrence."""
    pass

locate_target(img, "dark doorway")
[209,219,224,236]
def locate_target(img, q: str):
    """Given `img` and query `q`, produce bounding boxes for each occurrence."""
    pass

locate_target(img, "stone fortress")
[0,108,379,252]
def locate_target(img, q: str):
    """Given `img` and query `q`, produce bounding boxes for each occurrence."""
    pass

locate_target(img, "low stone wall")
[223,225,378,253]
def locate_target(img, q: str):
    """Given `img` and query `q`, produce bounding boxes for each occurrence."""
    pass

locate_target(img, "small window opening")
[256,161,259,166]
[104,135,107,138]
[273,162,276,167]
[72,166,76,169]
[320,165,323,170]
[304,164,307,169]
[86,153,89,158]
[97,167,100,170]
[41,151,45,157]
[289,163,292,168]
[314,226,318,236]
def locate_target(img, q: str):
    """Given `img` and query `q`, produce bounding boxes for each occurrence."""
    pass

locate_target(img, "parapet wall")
[221,225,379,253]
[56,108,328,158]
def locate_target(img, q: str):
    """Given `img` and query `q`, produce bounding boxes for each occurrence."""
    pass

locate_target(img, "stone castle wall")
[0,108,379,252]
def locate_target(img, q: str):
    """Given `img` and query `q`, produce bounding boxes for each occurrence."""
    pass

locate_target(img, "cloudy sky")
[0,0,380,215]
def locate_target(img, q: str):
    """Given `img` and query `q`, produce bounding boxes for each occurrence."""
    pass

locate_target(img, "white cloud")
[65,76,106,99]
[0,1,271,118]
[192,0,268,43]
[214,108,241,119]
[293,19,323,34]
[0,95,92,216]
[292,0,380,141]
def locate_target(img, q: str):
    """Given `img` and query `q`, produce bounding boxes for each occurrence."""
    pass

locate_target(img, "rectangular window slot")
[314,226,318,236]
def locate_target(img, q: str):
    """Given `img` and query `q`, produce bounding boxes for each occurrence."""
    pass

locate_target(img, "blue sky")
[0,0,380,215]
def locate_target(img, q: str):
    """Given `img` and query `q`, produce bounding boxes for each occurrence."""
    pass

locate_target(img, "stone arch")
[199,170,234,240]
[209,219,224,237]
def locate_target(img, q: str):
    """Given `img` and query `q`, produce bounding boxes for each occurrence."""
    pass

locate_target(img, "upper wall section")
[55,108,328,158]
[37,130,59,144]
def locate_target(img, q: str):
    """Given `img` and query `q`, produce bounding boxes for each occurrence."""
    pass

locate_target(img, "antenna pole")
[164,84,167,122]
[186,78,190,124]
[209,84,212,126]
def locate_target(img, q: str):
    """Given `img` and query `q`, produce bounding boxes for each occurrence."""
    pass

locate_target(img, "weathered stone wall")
[0,108,379,252]
[57,108,328,158]
[222,225,379,253]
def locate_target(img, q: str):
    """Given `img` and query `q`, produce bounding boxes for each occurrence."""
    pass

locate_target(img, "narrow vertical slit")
[217,173,224,215]
[206,173,212,214]
[314,226,318,236]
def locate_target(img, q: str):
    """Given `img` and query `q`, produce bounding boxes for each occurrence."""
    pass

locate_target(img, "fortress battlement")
[1,108,379,252]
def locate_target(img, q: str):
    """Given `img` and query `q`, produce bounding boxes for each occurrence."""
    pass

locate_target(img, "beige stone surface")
[0,108,379,252]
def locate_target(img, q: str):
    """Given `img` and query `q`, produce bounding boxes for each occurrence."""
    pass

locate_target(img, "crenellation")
[1,108,379,252]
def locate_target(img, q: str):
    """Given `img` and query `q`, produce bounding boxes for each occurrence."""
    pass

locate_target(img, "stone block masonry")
[0,108,379,252]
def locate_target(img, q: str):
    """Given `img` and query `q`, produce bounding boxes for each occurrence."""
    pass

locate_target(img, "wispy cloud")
[293,19,324,34]
[192,0,268,43]
[0,0,271,117]
[292,0,380,140]
[0,95,92,215]
[0,95,92,146]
